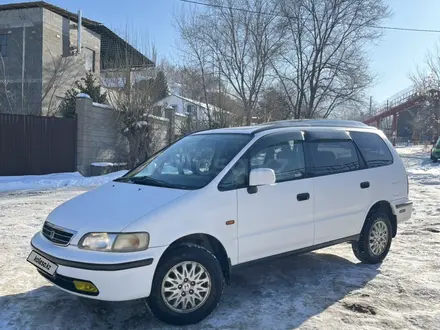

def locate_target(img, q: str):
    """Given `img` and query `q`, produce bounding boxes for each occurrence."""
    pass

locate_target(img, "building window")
[0,34,7,57]
[153,106,162,117]
[84,48,95,72]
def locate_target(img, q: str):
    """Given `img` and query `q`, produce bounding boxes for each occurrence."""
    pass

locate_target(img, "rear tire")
[352,210,392,264]
[147,243,224,325]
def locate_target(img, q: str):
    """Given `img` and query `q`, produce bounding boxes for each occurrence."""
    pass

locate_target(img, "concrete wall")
[75,95,183,176]
[42,8,100,115]
[0,7,43,114]
[76,94,129,175]
[0,7,101,116]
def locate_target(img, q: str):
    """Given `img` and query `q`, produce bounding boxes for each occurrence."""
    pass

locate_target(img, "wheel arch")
[158,233,231,284]
[364,200,397,237]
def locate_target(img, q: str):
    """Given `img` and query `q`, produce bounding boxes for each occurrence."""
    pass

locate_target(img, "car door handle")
[360,181,370,189]
[297,193,310,201]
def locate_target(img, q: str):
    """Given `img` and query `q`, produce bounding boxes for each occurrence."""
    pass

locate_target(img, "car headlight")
[78,232,149,252]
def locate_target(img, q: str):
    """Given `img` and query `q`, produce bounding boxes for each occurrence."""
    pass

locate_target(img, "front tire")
[147,243,224,325]
[352,211,392,264]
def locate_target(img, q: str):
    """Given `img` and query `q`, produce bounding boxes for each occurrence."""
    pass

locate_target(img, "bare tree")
[42,48,84,116]
[101,33,170,167]
[0,36,84,116]
[273,0,390,119]
[161,59,238,131]
[177,0,283,125]
[0,54,15,112]
[105,69,169,167]
[409,51,440,140]
[257,85,291,122]
[175,10,216,127]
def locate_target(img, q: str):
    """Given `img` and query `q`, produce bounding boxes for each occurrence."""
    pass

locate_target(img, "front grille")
[42,221,75,246]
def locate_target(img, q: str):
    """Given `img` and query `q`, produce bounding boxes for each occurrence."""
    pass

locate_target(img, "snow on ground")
[0,146,439,329]
[0,171,127,193]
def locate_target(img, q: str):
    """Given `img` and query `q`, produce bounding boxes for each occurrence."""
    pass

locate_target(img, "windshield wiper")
[118,176,192,189]
[115,176,195,190]
[130,176,175,187]
[114,177,132,182]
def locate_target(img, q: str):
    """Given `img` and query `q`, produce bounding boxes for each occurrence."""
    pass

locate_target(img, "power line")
[179,0,440,34]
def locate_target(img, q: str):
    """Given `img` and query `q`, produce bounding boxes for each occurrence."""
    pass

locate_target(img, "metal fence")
[0,114,77,176]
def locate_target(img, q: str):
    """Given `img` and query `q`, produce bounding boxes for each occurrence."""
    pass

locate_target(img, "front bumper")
[391,199,413,224]
[29,232,167,301]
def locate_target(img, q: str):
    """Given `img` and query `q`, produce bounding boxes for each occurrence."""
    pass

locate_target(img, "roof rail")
[252,119,371,134]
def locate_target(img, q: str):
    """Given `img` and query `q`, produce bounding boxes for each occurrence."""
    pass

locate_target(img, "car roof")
[194,119,375,135]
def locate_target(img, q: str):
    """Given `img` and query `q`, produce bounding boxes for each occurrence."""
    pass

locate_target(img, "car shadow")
[0,251,380,329]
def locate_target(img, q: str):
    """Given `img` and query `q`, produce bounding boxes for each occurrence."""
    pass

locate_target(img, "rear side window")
[309,141,360,176]
[350,131,393,168]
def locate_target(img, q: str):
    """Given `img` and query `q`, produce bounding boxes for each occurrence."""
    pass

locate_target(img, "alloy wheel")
[161,261,211,313]
[369,219,389,256]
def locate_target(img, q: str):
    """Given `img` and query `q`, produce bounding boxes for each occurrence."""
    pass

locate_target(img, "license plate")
[27,251,58,276]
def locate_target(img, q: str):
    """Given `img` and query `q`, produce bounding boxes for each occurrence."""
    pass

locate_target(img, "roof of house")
[155,93,225,113]
[0,1,154,70]
[172,94,221,111]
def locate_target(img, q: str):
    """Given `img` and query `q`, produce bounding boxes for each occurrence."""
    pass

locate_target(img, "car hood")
[46,182,190,237]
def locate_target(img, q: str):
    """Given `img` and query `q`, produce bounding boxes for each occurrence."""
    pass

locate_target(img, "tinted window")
[120,133,251,190]
[309,141,360,176]
[219,135,306,191]
[250,139,306,182]
[218,158,248,191]
[350,131,393,168]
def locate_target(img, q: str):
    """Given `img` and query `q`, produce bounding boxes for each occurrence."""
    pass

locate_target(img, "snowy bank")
[0,171,127,193]
[397,146,440,186]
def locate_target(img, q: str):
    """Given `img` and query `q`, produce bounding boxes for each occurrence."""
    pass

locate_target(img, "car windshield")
[436,138,440,148]
[116,133,252,190]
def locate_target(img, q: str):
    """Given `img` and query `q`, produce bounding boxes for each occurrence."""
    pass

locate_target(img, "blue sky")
[2,0,440,105]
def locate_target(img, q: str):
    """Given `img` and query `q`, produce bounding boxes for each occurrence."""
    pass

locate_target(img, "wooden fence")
[0,114,77,176]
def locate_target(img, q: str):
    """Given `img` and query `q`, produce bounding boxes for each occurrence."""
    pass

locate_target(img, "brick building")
[0,1,153,115]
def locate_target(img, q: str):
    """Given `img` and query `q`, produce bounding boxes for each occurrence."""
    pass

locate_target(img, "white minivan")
[28,120,413,325]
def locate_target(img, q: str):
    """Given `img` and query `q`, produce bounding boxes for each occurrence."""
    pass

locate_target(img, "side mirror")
[249,168,276,187]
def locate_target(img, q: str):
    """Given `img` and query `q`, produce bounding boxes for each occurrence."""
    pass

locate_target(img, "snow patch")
[397,145,440,186]
[135,121,148,128]
[0,171,127,193]
[90,162,127,167]
[92,102,112,109]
